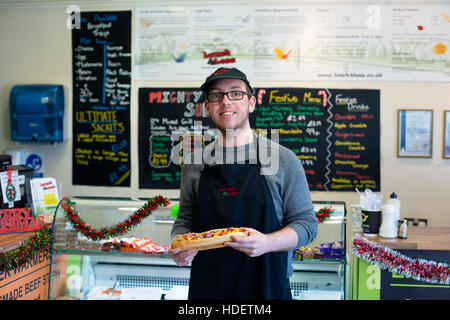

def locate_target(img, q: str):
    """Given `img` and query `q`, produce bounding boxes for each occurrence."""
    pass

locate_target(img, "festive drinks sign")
[0,207,45,234]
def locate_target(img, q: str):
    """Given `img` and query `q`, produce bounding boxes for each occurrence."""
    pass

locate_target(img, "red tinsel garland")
[352,234,450,285]
[315,206,335,223]
[60,195,170,241]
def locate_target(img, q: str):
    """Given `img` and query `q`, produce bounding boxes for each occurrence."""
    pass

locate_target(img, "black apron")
[188,137,292,300]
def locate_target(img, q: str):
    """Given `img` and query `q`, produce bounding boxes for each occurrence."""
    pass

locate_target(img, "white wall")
[1,3,449,231]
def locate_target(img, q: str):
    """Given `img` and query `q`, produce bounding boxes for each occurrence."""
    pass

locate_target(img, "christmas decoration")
[5,183,16,203]
[353,233,450,285]
[315,206,335,223]
[0,207,46,234]
[0,227,53,273]
[5,169,17,203]
[60,195,170,241]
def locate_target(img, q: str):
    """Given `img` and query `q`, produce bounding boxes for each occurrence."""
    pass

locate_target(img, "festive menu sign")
[138,88,214,189]
[134,4,449,81]
[138,87,380,191]
[72,11,132,186]
[252,88,380,191]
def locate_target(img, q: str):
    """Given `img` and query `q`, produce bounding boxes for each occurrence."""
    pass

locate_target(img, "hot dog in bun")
[171,227,249,251]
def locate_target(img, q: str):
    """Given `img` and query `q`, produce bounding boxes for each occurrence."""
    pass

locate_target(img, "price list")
[72,11,132,186]
[252,88,380,191]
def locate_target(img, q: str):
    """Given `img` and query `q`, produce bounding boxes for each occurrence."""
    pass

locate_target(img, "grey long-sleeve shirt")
[171,134,318,276]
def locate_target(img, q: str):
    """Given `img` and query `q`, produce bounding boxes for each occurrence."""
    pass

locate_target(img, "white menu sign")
[134,4,449,81]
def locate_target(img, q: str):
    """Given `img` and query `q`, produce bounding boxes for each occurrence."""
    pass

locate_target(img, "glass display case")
[290,201,348,300]
[48,197,347,300]
[48,196,188,300]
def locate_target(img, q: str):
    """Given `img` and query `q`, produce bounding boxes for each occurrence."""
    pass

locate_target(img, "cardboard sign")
[0,207,45,235]
[0,247,51,300]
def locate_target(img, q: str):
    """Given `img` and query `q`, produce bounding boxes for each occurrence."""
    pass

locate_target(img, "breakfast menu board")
[72,11,132,186]
[139,87,380,191]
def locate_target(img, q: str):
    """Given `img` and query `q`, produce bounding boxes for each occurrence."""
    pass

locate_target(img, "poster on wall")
[72,11,132,186]
[139,87,380,191]
[134,4,449,82]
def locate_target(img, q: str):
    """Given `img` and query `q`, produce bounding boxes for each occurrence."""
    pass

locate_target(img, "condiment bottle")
[379,204,398,238]
[398,219,408,239]
[387,192,401,227]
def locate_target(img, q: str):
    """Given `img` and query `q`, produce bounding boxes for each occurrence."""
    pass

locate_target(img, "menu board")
[139,87,380,191]
[252,88,380,191]
[138,88,214,189]
[135,4,449,82]
[72,11,132,186]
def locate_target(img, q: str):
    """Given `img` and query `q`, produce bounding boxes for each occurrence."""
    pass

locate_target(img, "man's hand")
[224,228,268,257]
[169,247,198,266]
[224,227,298,257]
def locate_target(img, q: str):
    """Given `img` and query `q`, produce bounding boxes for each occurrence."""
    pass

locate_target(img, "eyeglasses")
[207,91,248,102]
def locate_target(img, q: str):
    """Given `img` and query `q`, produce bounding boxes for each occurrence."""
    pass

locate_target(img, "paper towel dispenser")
[9,84,64,143]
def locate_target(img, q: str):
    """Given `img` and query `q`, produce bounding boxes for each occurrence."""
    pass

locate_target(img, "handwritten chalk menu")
[252,88,380,191]
[138,88,214,188]
[72,11,131,186]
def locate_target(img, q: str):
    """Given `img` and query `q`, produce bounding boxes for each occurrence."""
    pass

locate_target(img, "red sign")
[0,208,45,234]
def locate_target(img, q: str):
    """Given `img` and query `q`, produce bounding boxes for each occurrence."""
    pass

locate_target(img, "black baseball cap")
[200,67,254,94]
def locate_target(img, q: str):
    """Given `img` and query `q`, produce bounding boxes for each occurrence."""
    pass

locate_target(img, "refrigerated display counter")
[48,197,348,300]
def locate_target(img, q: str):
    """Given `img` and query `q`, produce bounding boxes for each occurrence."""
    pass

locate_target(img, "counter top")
[0,231,37,252]
[365,226,450,250]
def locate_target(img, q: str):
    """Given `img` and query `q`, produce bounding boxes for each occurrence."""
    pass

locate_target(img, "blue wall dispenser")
[9,84,64,143]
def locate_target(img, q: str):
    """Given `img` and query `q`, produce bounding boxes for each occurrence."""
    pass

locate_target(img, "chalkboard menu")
[252,88,380,191]
[72,11,131,186]
[138,88,214,189]
[138,87,380,191]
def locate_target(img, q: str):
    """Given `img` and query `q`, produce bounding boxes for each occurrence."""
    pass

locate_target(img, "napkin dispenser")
[9,84,64,143]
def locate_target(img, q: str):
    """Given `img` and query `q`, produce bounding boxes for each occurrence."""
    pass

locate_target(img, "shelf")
[53,248,170,258]
[292,259,344,272]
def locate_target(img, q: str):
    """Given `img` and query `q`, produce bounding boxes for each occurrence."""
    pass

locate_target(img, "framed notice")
[397,109,433,158]
[444,110,450,159]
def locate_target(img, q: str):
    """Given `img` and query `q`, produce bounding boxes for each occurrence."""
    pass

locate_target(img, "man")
[169,67,317,300]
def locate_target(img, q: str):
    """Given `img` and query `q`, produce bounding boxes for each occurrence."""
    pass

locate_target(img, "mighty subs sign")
[138,88,214,189]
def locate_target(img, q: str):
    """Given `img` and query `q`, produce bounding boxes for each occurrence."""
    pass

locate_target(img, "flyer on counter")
[30,177,60,215]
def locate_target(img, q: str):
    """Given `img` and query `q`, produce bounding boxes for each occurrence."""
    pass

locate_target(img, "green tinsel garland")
[0,227,53,273]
